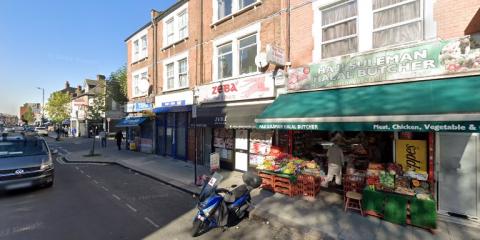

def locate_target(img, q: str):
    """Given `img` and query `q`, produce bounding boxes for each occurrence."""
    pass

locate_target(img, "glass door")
[166,113,175,157]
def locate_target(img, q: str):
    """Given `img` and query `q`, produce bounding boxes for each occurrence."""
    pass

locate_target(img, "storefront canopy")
[153,105,192,113]
[195,104,270,128]
[115,117,148,128]
[256,75,480,132]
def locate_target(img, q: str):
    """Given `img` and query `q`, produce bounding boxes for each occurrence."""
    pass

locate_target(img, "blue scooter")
[192,171,262,237]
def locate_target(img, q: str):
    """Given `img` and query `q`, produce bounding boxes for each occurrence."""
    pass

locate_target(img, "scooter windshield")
[198,172,223,202]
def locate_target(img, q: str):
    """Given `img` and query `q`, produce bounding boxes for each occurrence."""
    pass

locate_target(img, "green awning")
[256,75,480,132]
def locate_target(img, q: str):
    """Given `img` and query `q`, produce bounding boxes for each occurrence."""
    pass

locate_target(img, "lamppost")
[37,87,45,125]
[193,87,200,185]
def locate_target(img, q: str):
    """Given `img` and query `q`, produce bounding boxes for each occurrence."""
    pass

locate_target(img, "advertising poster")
[395,140,427,172]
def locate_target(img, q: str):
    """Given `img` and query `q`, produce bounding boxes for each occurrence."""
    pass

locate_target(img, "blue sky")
[0,0,176,116]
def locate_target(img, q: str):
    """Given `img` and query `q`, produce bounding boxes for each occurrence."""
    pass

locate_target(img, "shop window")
[141,35,147,56]
[134,40,139,55]
[321,0,358,58]
[239,34,258,75]
[162,3,189,48]
[132,67,148,97]
[372,0,422,48]
[218,42,233,79]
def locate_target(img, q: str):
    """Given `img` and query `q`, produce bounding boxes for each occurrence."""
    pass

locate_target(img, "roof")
[124,0,188,42]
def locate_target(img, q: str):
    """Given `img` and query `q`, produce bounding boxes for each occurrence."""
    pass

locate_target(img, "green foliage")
[45,92,71,124]
[22,106,35,124]
[107,65,128,105]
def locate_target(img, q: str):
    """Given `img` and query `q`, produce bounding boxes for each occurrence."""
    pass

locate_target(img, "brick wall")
[435,0,480,39]
[289,0,313,67]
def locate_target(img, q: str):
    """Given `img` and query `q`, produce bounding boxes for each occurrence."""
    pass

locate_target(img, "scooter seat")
[224,184,248,203]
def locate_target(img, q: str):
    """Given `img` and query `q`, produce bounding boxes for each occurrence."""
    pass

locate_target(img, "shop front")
[122,101,154,153]
[194,73,276,171]
[153,90,193,160]
[256,75,480,221]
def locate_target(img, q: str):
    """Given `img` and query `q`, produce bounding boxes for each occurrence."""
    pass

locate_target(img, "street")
[0,138,316,240]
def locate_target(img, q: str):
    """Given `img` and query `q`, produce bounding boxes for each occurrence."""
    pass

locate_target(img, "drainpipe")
[200,0,204,84]
[286,0,291,63]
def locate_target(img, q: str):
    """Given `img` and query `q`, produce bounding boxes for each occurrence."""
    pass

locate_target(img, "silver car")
[0,133,55,191]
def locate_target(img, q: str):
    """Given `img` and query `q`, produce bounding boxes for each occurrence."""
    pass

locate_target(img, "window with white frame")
[372,0,423,48]
[321,0,358,59]
[141,35,147,54]
[178,10,188,40]
[316,0,430,60]
[134,40,139,55]
[239,34,257,74]
[218,43,233,79]
[162,3,189,48]
[132,68,148,97]
[178,58,188,88]
[216,0,258,20]
[213,24,260,81]
[166,19,175,46]
[163,52,189,91]
[166,63,174,89]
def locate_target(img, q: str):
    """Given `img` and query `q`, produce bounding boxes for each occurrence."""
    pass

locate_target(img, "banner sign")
[266,44,286,66]
[154,90,193,108]
[198,74,274,103]
[395,140,427,172]
[288,37,480,91]
[126,102,153,113]
[256,121,480,132]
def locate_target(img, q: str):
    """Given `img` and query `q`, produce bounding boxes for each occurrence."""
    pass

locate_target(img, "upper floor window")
[321,0,358,59]
[214,27,259,81]
[218,43,233,79]
[372,0,422,48]
[134,40,139,55]
[132,67,148,97]
[166,19,175,46]
[315,0,429,60]
[178,10,188,40]
[163,4,189,48]
[141,35,147,52]
[163,52,189,91]
[215,0,258,21]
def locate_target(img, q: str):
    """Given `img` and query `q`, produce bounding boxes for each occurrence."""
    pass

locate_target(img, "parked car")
[0,133,55,191]
[35,127,48,136]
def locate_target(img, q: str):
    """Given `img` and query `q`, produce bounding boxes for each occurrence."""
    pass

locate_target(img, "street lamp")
[37,87,45,126]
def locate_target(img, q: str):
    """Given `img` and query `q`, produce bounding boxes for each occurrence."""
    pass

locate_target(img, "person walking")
[323,134,345,187]
[99,130,107,148]
[115,130,123,150]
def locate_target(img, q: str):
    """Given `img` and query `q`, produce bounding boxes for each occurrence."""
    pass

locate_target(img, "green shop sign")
[256,121,480,132]
[287,37,480,91]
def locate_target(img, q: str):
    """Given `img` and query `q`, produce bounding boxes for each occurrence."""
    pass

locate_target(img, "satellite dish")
[255,52,268,68]
[138,78,150,93]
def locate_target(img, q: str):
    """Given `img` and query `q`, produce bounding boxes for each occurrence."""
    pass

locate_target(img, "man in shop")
[323,134,345,187]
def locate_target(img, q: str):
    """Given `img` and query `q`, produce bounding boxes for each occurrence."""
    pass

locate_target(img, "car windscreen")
[0,139,48,158]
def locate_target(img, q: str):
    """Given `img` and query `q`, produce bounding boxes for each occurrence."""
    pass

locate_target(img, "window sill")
[162,86,190,93]
[214,72,262,82]
[161,37,189,51]
[131,57,148,65]
[211,1,262,28]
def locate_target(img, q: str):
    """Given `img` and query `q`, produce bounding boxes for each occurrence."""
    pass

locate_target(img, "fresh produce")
[380,172,395,190]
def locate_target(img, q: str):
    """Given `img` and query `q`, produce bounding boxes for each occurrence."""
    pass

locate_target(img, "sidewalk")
[56,137,244,194]
[53,137,479,240]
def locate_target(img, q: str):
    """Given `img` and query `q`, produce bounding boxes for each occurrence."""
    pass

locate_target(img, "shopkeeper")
[323,134,345,187]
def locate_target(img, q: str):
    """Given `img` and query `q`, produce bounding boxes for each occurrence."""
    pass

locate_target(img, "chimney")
[65,81,70,89]
[76,85,82,95]
[97,75,106,81]
[151,9,161,21]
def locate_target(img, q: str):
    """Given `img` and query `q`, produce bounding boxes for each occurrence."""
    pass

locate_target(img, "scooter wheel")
[192,218,205,237]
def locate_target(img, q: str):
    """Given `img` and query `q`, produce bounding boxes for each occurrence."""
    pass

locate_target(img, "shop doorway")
[437,133,479,219]
[156,112,189,160]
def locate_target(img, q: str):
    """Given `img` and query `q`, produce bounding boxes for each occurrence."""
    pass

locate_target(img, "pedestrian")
[115,130,123,150]
[99,130,107,148]
[323,133,345,187]
[72,128,77,137]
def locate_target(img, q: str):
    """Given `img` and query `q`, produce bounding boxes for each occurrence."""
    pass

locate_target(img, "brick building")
[125,1,480,221]
[19,103,42,125]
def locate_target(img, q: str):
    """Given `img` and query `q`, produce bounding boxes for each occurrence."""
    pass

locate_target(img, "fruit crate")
[259,172,275,191]
[274,175,297,197]
[298,174,322,197]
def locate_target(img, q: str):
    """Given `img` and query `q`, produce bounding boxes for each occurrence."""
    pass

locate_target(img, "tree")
[45,92,71,124]
[22,106,35,125]
[107,65,128,105]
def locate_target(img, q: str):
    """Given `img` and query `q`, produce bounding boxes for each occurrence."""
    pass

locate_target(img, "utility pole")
[37,87,45,125]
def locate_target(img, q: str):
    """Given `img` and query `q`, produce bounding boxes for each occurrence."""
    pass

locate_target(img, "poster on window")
[213,137,225,148]
[235,129,248,150]
[395,140,427,172]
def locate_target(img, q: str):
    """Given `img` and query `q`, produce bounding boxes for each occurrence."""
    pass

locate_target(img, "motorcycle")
[191,171,262,237]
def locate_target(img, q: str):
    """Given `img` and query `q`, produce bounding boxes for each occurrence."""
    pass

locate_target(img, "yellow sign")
[395,140,427,172]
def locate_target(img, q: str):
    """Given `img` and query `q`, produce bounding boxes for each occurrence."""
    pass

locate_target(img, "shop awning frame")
[256,75,480,132]
[115,117,148,128]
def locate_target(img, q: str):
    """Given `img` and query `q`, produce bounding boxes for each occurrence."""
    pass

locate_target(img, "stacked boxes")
[259,172,323,198]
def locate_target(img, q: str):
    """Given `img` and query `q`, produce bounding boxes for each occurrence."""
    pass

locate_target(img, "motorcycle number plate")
[207,178,217,187]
